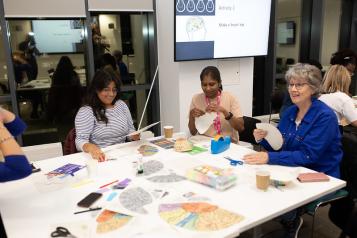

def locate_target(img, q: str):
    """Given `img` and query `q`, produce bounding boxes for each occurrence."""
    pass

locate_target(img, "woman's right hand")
[87,145,105,162]
[253,129,268,142]
[190,108,205,119]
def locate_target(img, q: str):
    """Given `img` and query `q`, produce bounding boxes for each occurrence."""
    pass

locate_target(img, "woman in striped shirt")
[75,70,139,161]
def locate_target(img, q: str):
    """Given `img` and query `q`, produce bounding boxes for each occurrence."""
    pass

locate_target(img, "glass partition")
[0,26,9,96]
[90,12,154,127]
[7,19,87,145]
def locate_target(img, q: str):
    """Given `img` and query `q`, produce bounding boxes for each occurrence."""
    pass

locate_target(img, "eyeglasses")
[288,83,308,90]
[102,88,118,94]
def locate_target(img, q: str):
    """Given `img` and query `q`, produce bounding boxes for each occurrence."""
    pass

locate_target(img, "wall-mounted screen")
[174,0,272,61]
[32,20,84,53]
[277,21,295,44]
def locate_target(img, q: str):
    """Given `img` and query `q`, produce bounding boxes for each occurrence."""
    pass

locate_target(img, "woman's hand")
[130,133,140,141]
[0,107,15,124]
[242,152,269,164]
[190,108,205,118]
[206,103,227,115]
[87,145,105,162]
[253,129,268,142]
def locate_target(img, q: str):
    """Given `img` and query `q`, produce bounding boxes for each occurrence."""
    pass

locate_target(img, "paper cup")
[256,170,270,191]
[164,126,173,138]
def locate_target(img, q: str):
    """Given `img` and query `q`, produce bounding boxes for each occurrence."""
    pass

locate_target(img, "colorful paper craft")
[159,202,244,231]
[46,163,85,179]
[188,146,208,155]
[137,145,159,156]
[150,138,175,149]
[186,165,237,190]
[96,209,132,234]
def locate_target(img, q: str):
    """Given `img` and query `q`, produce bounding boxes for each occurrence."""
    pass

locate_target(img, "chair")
[63,128,78,155]
[22,142,63,161]
[239,116,261,145]
[305,189,349,238]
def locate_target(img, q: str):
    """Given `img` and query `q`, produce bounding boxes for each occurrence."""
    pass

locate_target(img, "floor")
[239,204,342,238]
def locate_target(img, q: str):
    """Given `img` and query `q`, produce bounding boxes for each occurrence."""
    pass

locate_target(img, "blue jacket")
[0,117,32,182]
[260,99,342,178]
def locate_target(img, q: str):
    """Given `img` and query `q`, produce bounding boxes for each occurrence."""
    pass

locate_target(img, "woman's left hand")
[130,133,140,141]
[206,103,227,115]
[242,152,269,164]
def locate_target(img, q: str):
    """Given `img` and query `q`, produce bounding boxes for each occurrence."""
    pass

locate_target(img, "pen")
[74,207,102,215]
[99,179,119,189]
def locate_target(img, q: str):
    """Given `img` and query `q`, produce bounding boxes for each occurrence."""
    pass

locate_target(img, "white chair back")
[22,142,63,162]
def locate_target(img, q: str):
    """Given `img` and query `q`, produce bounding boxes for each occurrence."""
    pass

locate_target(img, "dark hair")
[200,66,223,90]
[52,56,79,86]
[113,50,123,61]
[99,53,118,70]
[302,59,323,71]
[86,70,121,124]
[330,48,357,66]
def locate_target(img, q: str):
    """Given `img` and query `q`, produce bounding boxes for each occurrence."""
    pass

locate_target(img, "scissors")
[224,156,244,166]
[51,227,77,238]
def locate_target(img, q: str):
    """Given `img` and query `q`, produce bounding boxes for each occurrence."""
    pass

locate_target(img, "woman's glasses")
[288,83,307,90]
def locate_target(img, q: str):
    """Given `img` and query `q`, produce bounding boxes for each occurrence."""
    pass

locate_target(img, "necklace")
[205,91,222,135]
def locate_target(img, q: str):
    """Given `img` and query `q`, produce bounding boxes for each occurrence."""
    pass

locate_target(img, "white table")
[0,138,346,238]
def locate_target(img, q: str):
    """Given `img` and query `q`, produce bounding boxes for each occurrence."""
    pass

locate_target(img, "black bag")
[340,125,357,199]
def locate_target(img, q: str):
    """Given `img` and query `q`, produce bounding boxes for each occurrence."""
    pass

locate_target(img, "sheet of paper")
[256,123,283,150]
[195,113,216,134]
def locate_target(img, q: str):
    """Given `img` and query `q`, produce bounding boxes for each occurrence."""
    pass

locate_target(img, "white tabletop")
[0,137,346,238]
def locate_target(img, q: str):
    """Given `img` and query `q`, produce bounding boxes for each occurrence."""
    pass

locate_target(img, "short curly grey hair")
[285,63,322,97]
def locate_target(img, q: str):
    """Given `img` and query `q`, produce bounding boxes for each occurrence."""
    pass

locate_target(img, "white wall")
[156,0,254,134]
[320,0,341,66]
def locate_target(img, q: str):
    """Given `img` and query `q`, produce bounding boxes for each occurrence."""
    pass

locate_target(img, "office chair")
[63,128,78,155]
[305,189,348,238]
[239,116,261,145]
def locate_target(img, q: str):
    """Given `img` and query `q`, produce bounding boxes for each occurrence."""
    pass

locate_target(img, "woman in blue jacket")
[243,63,342,238]
[0,107,32,182]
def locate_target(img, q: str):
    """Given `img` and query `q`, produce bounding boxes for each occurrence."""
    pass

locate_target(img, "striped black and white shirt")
[75,100,136,151]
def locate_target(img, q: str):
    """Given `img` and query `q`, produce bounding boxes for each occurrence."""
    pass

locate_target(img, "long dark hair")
[52,56,79,86]
[200,66,223,90]
[86,70,121,124]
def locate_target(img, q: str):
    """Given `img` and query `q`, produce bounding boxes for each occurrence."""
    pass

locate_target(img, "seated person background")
[0,107,32,182]
[243,63,342,238]
[47,56,83,141]
[330,48,357,95]
[99,53,122,86]
[188,66,244,143]
[113,50,130,84]
[18,33,40,81]
[75,70,139,161]
[319,65,357,127]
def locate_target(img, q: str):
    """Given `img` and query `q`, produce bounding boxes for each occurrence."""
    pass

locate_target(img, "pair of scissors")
[224,156,244,166]
[51,227,77,238]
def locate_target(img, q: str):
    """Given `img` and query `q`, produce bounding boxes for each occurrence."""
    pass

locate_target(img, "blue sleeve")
[4,116,27,136]
[267,114,338,167]
[0,155,32,182]
[259,139,275,151]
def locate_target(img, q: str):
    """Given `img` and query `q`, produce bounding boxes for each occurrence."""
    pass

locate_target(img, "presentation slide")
[175,0,272,61]
[32,20,84,53]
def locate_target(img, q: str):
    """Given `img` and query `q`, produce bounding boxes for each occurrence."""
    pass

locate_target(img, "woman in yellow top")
[188,66,244,143]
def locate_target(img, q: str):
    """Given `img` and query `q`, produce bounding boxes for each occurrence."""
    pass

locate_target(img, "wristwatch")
[225,112,233,120]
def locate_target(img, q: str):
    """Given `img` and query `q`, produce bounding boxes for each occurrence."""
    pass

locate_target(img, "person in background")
[330,48,357,95]
[12,52,42,119]
[243,63,342,238]
[319,65,357,128]
[99,53,122,86]
[0,107,32,182]
[113,50,130,84]
[75,70,139,161]
[47,56,83,141]
[18,33,40,81]
[188,66,244,143]
[91,23,110,70]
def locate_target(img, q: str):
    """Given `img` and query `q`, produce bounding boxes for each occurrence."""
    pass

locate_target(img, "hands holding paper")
[253,129,268,142]
[129,133,140,141]
[190,108,205,118]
